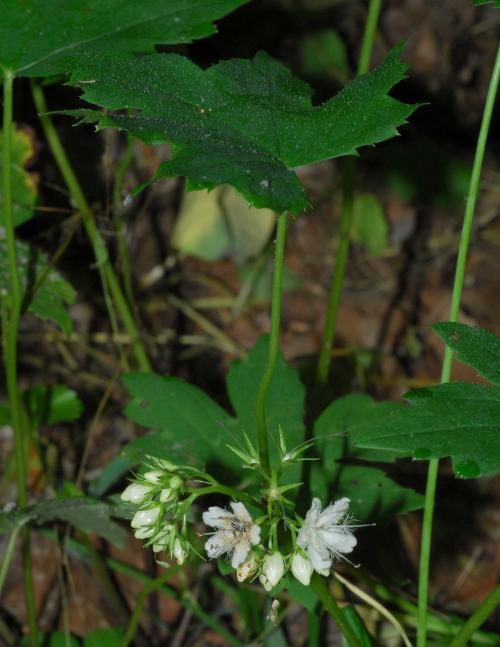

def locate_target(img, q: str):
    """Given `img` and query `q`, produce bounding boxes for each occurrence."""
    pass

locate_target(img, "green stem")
[30,83,151,372]
[310,575,362,647]
[41,530,245,647]
[315,0,382,384]
[112,135,135,307]
[120,570,175,647]
[417,44,500,647]
[0,527,20,596]
[449,585,500,647]
[316,160,355,384]
[255,211,288,478]
[2,71,38,647]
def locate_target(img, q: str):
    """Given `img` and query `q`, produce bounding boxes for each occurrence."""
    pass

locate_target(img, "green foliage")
[121,371,238,470]
[67,45,417,214]
[83,628,124,647]
[0,0,247,77]
[173,185,275,263]
[0,238,76,334]
[227,335,305,479]
[342,606,379,647]
[121,336,305,479]
[299,29,350,83]
[352,193,389,256]
[0,384,82,427]
[0,496,126,546]
[433,322,500,385]
[0,127,37,226]
[313,394,424,520]
[352,324,500,479]
[356,383,500,479]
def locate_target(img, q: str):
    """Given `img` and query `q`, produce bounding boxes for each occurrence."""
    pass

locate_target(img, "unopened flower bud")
[131,504,161,529]
[237,550,259,582]
[169,475,182,490]
[143,470,165,484]
[134,526,156,539]
[160,488,173,503]
[173,538,188,565]
[121,483,151,504]
[291,552,313,586]
[260,552,285,591]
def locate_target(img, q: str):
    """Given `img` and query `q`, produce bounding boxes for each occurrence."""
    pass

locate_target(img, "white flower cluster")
[203,496,357,589]
[121,458,189,565]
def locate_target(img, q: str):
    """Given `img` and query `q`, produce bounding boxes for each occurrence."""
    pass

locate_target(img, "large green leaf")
[433,322,500,386]
[121,337,305,479]
[226,335,305,479]
[0,127,37,226]
[313,394,423,520]
[0,238,76,334]
[68,45,417,213]
[122,372,239,470]
[0,497,126,547]
[355,383,500,479]
[0,0,247,77]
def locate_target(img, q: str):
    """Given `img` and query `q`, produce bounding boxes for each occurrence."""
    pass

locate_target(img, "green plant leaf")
[173,185,275,263]
[473,0,500,6]
[226,335,306,480]
[121,372,239,470]
[0,127,37,227]
[0,497,127,546]
[300,29,350,83]
[0,385,82,428]
[121,337,305,480]
[313,394,423,520]
[68,45,417,213]
[352,193,389,257]
[0,238,76,334]
[433,322,500,386]
[355,383,500,478]
[342,606,379,647]
[84,628,123,647]
[0,0,248,77]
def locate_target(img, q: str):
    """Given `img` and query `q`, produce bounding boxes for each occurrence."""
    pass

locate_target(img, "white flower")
[291,552,313,586]
[203,501,261,568]
[131,504,162,529]
[297,497,356,574]
[260,552,285,591]
[121,483,151,504]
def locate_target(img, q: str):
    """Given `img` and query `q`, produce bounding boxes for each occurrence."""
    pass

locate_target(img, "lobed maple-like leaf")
[67,45,418,213]
[0,0,247,77]
[355,383,500,479]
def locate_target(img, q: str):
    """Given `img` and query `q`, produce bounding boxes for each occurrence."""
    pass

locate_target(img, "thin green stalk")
[120,570,176,647]
[417,44,500,647]
[30,83,151,372]
[449,585,500,647]
[255,211,288,478]
[310,575,362,647]
[112,135,135,307]
[0,527,20,596]
[2,71,38,647]
[316,0,382,384]
[40,530,245,647]
[316,160,355,384]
